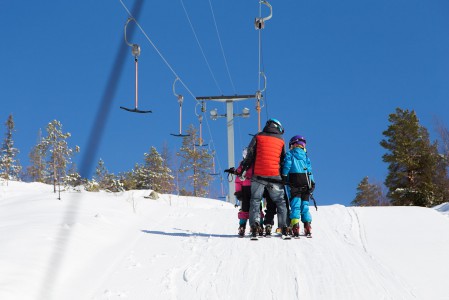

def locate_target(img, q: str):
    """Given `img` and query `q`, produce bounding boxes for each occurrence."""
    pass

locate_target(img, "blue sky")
[1,0,449,206]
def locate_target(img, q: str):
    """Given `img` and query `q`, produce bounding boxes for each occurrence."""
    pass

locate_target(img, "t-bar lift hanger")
[170,78,190,137]
[120,17,152,113]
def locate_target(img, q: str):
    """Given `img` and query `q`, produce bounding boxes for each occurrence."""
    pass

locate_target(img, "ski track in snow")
[87,202,419,300]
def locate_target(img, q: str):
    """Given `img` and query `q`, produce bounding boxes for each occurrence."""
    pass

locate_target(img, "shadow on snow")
[141,229,236,238]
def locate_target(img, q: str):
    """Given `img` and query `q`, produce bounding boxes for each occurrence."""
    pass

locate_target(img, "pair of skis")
[250,235,290,240]
[248,231,312,240]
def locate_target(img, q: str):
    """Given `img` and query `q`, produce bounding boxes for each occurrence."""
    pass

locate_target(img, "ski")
[281,234,291,240]
[250,236,259,241]
[299,233,312,238]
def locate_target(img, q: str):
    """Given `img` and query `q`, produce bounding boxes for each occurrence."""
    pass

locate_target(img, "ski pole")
[310,193,318,211]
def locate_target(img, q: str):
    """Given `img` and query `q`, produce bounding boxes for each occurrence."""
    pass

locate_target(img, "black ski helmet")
[266,118,284,134]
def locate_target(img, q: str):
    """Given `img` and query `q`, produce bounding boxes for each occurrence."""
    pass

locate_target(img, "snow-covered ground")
[1,181,448,300]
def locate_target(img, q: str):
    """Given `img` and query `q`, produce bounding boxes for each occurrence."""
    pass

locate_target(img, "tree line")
[0,116,214,197]
[3,108,449,207]
[352,108,449,207]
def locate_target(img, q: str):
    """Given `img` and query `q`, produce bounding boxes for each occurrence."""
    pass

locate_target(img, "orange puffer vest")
[253,134,285,176]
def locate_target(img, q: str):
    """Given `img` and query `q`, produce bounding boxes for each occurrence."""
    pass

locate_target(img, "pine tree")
[351,176,386,206]
[40,120,80,193]
[380,108,448,207]
[121,164,144,190]
[93,159,123,192]
[27,129,48,183]
[160,142,176,194]
[177,125,213,197]
[143,146,175,193]
[0,114,22,183]
[65,162,83,189]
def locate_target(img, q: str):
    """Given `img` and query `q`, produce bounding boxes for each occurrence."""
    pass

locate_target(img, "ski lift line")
[207,0,236,94]
[118,0,196,102]
[180,0,224,95]
[41,2,146,299]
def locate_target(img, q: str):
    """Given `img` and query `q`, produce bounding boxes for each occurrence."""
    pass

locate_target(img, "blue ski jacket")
[281,147,314,184]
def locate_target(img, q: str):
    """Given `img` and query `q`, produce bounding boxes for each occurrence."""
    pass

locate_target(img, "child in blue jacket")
[281,135,315,237]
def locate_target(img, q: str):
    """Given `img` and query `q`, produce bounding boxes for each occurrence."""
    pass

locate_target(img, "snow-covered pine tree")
[121,163,144,190]
[160,142,176,194]
[143,146,174,193]
[177,125,213,197]
[27,129,48,183]
[92,158,123,192]
[94,158,108,187]
[351,176,386,206]
[380,108,448,207]
[0,114,22,183]
[41,120,80,193]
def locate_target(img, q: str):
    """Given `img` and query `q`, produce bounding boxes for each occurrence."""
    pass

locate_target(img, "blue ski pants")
[290,197,312,223]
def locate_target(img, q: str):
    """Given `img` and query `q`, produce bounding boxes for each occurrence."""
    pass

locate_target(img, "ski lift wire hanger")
[120,17,152,113]
[170,78,190,137]
[118,0,196,101]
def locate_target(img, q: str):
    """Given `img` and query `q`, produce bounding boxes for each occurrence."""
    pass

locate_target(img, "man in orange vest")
[236,118,289,239]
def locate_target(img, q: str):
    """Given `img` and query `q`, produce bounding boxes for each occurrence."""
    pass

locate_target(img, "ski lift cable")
[260,33,270,120]
[207,0,236,94]
[256,0,271,122]
[118,0,225,184]
[180,0,224,95]
[208,0,246,159]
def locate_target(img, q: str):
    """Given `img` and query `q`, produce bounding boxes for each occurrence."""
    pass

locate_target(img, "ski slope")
[1,181,448,300]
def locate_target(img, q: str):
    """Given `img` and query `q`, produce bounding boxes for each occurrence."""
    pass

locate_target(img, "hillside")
[1,181,448,300]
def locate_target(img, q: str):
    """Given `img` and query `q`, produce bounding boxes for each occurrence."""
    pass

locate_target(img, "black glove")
[310,181,315,193]
[224,167,235,174]
[234,191,243,201]
[281,175,288,185]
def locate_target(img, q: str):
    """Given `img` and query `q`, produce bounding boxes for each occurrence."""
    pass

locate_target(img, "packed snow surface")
[1,181,448,300]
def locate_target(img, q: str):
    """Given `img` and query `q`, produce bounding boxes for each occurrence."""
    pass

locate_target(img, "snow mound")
[434,202,449,217]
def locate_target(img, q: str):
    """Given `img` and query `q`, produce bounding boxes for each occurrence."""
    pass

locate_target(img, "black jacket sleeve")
[240,135,257,172]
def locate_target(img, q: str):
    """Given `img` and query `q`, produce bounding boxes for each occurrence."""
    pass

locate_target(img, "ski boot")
[258,224,264,237]
[264,224,272,237]
[304,222,312,238]
[250,223,260,240]
[238,225,246,238]
[281,226,291,240]
[292,223,300,238]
